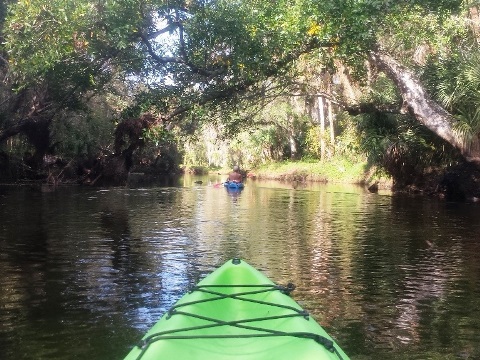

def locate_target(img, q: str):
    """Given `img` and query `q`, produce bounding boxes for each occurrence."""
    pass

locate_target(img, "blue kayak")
[224,181,244,189]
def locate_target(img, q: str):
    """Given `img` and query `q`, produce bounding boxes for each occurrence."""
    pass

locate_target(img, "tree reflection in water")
[0,182,479,359]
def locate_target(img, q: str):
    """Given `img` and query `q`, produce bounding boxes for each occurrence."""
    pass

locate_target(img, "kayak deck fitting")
[123,258,350,360]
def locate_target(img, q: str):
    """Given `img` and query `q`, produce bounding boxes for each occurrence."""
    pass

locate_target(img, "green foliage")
[180,122,228,168]
[0,0,473,183]
[304,127,321,158]
[254,156,368,183]
[296,0,464,80]
[333,112,362,160]
[428,48,480,148]
[121,89,170,119]
[364,73,400,105]
[232,126,284,167]
[5,1,94,87]
[4,0,466,114]
[377,3,466,63]
[51,111,116,157]
[355,111,458,182]
[179,95,316,169]
[142,124,174,147]
[4,0,150,99]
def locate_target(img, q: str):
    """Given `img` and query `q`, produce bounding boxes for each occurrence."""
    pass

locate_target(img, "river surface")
[1,176,479,360]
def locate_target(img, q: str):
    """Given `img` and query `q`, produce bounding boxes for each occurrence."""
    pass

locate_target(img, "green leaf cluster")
[4,0,95,87]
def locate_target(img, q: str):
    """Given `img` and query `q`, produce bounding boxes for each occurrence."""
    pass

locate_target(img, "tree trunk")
[87,114,161,186]
[369,51,480,165]
[328,99,335,155]
[318,96,325,160]
[287,114,298,159]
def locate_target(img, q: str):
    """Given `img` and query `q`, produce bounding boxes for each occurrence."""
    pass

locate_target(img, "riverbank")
[251,158,386,186]
[196,158,479,201]
[180,159,387,192]
[238,159,390,194]
[187,158,388,189]
[2,154,478,201]
[249,160,480,201]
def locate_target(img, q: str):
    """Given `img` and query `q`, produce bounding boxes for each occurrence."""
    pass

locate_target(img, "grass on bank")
[252,158,372,184]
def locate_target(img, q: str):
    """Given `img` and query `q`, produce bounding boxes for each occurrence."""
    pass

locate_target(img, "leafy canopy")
[3,0,465,118]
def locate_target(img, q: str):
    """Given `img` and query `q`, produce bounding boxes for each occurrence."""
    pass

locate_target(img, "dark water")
[1,177,479,359]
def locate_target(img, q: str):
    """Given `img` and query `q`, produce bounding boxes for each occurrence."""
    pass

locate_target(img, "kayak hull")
[124,259,349,360]
[224,181,244,189]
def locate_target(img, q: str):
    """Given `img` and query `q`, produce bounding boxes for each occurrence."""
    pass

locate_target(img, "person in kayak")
[227,165,243,183]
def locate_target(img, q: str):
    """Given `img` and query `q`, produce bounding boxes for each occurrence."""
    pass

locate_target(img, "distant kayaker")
[227,165,243,183]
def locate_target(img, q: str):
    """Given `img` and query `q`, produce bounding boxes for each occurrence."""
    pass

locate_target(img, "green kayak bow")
[124,258,350,360]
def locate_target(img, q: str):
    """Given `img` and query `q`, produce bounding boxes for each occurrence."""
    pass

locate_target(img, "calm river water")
[1,176,479,359]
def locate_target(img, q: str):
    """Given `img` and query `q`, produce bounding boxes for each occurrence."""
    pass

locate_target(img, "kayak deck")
[124,259,349,360]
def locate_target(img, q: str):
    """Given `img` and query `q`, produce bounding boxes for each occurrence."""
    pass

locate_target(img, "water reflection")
[0,182,479,360]
[225,187,243,203]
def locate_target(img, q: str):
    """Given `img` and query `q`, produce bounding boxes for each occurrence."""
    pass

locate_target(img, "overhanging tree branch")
[162,38,338,121]
[369,50,480,164]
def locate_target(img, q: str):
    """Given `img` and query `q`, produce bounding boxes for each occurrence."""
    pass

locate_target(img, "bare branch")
[139,32,183,65]
[0,55,8,67]
[139,30,227,78]
[144,22,179,40]
[160,39,339,121]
